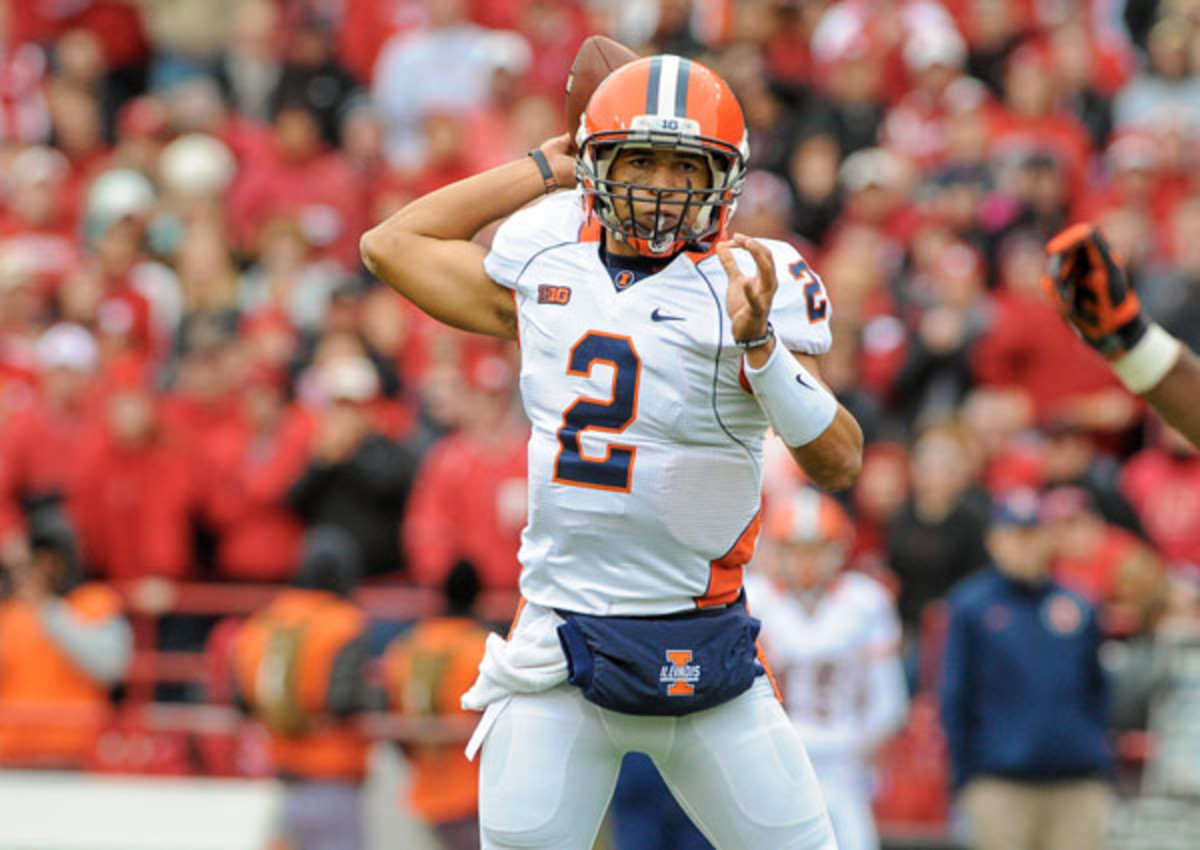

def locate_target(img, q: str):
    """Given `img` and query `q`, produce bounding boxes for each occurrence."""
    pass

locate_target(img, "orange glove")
[1042,223,1147,359]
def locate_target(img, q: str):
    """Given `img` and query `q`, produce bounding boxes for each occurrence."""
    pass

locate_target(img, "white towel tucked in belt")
[462,601,570,760]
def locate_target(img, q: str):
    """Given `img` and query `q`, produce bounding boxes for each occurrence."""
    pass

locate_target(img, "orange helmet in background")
[766,488,854,591]
[767,488,854,548]
[576,55,749,257]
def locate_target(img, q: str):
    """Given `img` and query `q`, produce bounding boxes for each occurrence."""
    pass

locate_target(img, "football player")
[747,488,908,850]
[362,55,862,849]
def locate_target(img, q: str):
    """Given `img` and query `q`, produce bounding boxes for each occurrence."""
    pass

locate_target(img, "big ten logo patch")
[538,285,572,305]
[660,649,701,696]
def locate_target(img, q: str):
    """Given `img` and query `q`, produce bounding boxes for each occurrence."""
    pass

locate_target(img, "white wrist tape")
[1112,323,1183,394]
[743,343,839,447]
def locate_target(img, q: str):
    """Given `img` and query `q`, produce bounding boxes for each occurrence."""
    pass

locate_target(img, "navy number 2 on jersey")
[554,332,642,492]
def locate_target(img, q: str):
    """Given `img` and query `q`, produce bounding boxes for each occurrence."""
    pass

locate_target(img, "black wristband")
[527,149,559,195]
[1109,311,1150,356]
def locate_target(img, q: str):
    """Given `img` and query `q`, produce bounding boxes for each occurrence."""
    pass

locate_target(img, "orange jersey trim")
[577,217,603,243]
[685,231,724,263]
[742,593,783,703]
[506,597,527,640]
[696,509,761,609]
[756,639,783,703]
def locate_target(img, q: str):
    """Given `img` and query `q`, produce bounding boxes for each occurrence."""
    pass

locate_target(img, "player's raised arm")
[359,135,577,340]
[1043,224,1200,448]
[718,234,864,492]
[1140,349,1200,442]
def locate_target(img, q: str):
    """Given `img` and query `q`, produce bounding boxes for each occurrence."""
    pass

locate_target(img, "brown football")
[565,35,639,151]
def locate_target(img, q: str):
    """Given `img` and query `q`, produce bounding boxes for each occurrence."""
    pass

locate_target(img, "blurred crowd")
[1,0,1200,837]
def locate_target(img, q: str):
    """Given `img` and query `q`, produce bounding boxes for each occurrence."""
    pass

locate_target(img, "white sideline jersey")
[484,191,832,616]
[745,571,905,763]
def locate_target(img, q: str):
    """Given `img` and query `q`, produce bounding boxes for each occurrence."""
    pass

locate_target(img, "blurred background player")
[747,487,908,850]
[941,490,1112,850]
[232,525,371,850]
[385,559,490,850]
[0,509,131,768]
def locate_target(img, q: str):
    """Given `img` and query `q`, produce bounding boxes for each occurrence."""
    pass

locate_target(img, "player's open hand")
[717,234,777,344]
[537,134,579,189]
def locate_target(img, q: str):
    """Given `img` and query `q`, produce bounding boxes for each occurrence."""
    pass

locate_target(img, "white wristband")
[1112,323,1183,394]
[743,343,838,447]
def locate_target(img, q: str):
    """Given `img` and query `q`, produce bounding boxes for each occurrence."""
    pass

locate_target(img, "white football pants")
[810,760,880,850]
[478,677,838,850]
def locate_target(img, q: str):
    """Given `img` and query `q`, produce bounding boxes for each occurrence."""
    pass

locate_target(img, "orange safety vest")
[0,584,122,766]
[383,617,489,824]
[232,588,369,781]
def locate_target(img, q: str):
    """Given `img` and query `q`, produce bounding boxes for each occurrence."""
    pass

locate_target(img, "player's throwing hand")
[717,234,778,346]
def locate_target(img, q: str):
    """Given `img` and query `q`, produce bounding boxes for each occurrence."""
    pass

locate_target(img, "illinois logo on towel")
[660,649,701,696]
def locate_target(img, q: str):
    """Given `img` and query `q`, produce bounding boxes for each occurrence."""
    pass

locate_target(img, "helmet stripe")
[796,490,819,541]
[656,55,680,116]
[645,55,662,113]
[675,58,691,117]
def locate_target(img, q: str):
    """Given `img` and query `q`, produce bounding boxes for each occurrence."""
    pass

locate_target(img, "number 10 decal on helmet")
[575,55,749,258]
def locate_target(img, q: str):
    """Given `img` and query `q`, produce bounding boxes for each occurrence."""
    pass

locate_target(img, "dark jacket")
[887,491,990,630]
[288,433,416,576]
[940,567,1111,790]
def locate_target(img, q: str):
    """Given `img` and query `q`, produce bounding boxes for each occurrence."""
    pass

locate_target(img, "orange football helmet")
[766,489,854,591]
[576,55,749,257]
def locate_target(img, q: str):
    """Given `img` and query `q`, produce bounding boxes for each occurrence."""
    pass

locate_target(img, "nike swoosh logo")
[651,308,685,322]
[795,374,814,390]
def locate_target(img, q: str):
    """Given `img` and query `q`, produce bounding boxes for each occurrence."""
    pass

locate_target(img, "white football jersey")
[745,570,904,763]
[484,191,832,616]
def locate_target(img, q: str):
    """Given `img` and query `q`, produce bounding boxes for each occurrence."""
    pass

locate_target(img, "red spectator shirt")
[1122,449,1200,569]
[403,425,528,589]
[1053,524,1142,605]
[0,395,102,543]
[9,1,149,69]
[202,406,315,582]
[74,427,197,580]
[972,290,1125,420]
[229,147,369,271]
